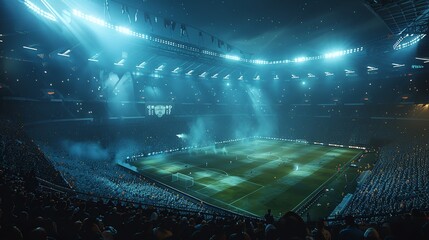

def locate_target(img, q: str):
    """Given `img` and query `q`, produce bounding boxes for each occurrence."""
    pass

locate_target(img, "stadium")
[0,0,429,239]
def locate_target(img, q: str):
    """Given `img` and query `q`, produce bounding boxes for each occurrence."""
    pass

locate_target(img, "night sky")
[121,0,390,58]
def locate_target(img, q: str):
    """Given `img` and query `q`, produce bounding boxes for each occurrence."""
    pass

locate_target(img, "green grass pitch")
[129,139,363,217]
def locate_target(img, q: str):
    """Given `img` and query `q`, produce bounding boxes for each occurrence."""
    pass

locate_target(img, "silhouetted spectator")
[338,216,363,240]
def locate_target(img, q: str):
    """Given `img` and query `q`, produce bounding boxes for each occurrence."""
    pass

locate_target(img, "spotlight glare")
[176,133,187,139]
[116,26,132,35]
[24,0,57,21]
[224,55,241,61]
[294,57,306,63]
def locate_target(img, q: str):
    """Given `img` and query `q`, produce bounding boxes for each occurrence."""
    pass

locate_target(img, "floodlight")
[116,26,132,35]
[155,64,165,71]
[224,55,241,61]
[114,59,125,66]
[172,67,180,73]
[392,63,405,68]
[415,57,429,63]
[24,0,56,21]
[136,62,146,69]
[58,49,71,57]
[294,57,306,63]
[367,66,378,72]
[88,53,100,62]
[23,46,38,51]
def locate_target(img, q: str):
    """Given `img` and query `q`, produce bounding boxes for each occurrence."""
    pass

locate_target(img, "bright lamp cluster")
[24,0,56,22]
[324,48,364,59]
[393,34,427,50]
[23,0,424,68]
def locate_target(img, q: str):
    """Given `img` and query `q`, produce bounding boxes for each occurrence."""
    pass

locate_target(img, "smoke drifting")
[61,140,109,161]
[112,139,140,163]
[112,139,140,172]
[245,85,277,136]
[186,117,215,147]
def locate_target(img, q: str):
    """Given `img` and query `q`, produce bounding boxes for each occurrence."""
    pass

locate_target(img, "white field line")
[229,186,265,205]
[291,150,363,212]
[194,189,259,217]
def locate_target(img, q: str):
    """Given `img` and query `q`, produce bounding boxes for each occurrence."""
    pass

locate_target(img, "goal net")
[171,172,194,187]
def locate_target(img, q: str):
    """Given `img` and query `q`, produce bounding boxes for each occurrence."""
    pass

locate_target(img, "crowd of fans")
[1,166,429,240]
[0,120,67,187]
[344,141,429,217]
[1,117,429,239]
[48,153,205,213]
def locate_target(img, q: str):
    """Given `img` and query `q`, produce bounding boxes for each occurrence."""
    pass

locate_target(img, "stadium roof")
[114,0,390,59]
[0,0,428,78]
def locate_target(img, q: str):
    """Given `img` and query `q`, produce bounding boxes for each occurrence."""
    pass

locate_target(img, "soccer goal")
[171,172,194,187]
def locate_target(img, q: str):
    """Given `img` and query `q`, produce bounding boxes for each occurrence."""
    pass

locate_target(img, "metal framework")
[366,0,429,35]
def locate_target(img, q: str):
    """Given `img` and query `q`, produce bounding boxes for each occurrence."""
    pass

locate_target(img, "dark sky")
[126,0,391,58]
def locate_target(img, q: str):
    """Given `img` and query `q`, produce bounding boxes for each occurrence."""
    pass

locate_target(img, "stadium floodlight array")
[250,59,270,65]
[221,54,241,61]
[393,34,426,50]
[171,172,194,188]
[64,9,367,66]
[24,0,57,22]
[24,1,423,68]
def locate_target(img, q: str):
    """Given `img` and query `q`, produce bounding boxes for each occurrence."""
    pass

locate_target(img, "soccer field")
[129,139,362,217]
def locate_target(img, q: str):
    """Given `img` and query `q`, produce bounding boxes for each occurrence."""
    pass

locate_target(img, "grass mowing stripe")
[129,140,362,217]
